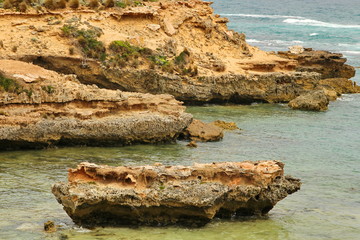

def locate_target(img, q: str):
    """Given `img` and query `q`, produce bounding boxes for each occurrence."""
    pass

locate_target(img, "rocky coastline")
[0,0,358,110]
[0,60,192,149]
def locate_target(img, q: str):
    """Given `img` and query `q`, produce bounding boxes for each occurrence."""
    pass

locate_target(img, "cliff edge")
[0,0,358,107]
[0,59,192,149]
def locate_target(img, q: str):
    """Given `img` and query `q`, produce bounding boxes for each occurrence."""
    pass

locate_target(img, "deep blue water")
[213,0,360,82]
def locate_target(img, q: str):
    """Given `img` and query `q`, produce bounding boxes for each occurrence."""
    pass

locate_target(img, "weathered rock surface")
[0,1,357,109]
[278,48,356,79]
[52,161,301,227]
[0,60,192,150]
[288,90,329,111]
[181,119,224,142]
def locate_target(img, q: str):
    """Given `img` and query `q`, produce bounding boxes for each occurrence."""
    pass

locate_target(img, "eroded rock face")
[52,161,301,227]
[288,90,329,111]
[1,1,357,109]
[0,60,192,150]
[278,48,356,79]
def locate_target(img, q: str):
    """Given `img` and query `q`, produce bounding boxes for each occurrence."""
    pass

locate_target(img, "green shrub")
[175,49,190,65]
[0,75,22,93]
[18,1,27,12]
[88,0,99,8]
[60,25,106,60]
[115,1,126,8]
[149,55,169,66]
[68,0,79,8]
[42,85,55,94]
[109,40,142,55]
[104,0,114,8]
[60,24,77,37]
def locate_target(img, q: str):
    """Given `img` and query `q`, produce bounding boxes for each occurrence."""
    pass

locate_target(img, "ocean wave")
[340,51,360,56]
[246,39,304,46]
[309,33,319,36]
[283,18,360,29]
[338,95,355,102]
[338,43,360,48]
[247,39,261,43]
[220,13,304,19]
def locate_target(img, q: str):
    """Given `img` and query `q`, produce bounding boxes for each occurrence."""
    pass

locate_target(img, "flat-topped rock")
[0,60,192,150]
[52,160,301,227]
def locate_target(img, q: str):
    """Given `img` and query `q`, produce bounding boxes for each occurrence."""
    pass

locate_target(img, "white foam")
[220,13,304,19]
[338,43,360,48]
[340,51,360,56]
[247,39,261,43]
[247,39,304,46]
[283,18,360,29]
[309,33,319,36]
[338,95,355,102]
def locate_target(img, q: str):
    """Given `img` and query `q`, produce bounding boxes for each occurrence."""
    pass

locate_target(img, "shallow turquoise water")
[1,95,360,239]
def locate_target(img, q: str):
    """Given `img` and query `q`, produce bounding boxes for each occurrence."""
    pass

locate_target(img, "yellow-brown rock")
[211,120,239,130]
[288,90,329,111]
[52,161,301,227]
[0,60,192,150]
[181,119,223,142]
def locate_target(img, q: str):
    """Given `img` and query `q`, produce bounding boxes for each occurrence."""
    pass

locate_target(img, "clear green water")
[1,94,360,239]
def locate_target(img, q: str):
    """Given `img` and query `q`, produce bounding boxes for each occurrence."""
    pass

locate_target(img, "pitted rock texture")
[278,48,356,79]
[0,60,192,150]
[288,90,330,111]
[52,161,301,227]
[0,1,357,108]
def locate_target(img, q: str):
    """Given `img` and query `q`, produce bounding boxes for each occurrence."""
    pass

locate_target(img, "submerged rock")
[0,60,192,150]
[52,161,301,227]
[288,90,329,111]
[44,221,56,233]
[211,120,239,130]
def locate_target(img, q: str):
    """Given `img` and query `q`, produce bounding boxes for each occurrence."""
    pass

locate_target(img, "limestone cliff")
[0,60,192,149]
[52,161,301,227]
[0,0,357,106]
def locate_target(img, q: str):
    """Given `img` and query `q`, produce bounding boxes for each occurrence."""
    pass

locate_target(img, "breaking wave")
[220,13,304,19]
[283,18,360,28]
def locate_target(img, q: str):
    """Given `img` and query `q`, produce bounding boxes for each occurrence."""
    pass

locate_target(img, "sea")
[0,0,359,239]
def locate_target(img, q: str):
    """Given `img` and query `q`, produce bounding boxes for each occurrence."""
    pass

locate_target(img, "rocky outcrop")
[0,60,192,150]
[52,161,301,227]
[181,119,224,142]
[288,90,329,111]
[278,48,356,79]
[0,1,358,109]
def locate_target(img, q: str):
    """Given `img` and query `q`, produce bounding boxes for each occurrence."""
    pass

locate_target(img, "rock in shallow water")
[181,119,224,142]
[52,161,301,227]
[288,90,329,111]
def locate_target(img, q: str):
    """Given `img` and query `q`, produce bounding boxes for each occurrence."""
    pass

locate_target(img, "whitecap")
[340,51,360,56]
[338,95,354,102]
[338,43,360,49]
[247,39,261,43]
[309,33,319,36]
[220,13,304,19]
[283,18,360,29]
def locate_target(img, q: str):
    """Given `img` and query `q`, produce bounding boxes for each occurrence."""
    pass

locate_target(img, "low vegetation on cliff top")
[59,22,198,76]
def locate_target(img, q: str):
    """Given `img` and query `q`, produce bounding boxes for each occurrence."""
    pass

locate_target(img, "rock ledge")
[52,161,301,227]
